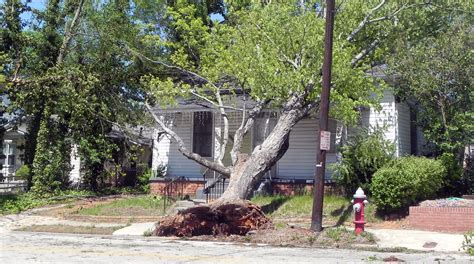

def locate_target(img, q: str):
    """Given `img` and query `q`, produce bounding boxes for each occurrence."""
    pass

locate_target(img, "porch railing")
[203,174,226,203]
[162,176,187,212]
[0,176,27,194]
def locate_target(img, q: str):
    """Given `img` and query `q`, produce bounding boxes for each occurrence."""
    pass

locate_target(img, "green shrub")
[333,126,394,195]
[371,156,446,212]
[461,154,474,195]
[15,165,30,180]
[438,152,463,195]
[137,168,152,193]
[462,231,474,255]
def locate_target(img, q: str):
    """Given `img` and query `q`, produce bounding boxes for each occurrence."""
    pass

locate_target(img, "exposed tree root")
[154,201,272,237]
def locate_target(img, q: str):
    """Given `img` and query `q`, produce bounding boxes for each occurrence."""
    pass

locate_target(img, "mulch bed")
[418,198,474,208]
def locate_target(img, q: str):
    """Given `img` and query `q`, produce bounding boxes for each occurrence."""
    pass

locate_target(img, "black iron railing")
[163,176,187,212]
[203,174,226,203]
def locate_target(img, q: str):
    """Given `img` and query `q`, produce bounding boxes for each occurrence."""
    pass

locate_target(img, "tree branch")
[145,103,231,176]
[254,23,299,70]
[351,39,380,67]
[347,0,386,42]
[230,100,268,165]
[215,92,229,166]
[124,44,213,86]
[57,0,85,65]
[347,1,432,42]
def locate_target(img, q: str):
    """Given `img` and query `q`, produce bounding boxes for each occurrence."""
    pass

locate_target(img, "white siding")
[359,89,397,145]
[396,102,411,156]
[277,118,337,180]
[154,111,252,178]
[165,112,202,178]
[358,89,414,157]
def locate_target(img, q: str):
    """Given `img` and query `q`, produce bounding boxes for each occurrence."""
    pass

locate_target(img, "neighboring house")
[149,86,426,197]
[0,121,82,184]
[106,125,154,186]
[1,122,27,180]
[0,120,153,187]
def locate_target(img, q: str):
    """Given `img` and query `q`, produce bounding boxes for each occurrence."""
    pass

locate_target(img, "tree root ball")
[154,201,272,237]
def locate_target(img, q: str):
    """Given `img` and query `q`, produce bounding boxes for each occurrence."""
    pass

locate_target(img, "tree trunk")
[154,103,307,237]
[219,106,305,201]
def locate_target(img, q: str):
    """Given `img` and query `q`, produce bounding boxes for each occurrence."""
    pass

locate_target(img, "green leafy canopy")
[144,0,381,124]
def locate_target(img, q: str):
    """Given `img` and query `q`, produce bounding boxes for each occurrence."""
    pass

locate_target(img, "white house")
[0,120,153,188]
[1,122,27,180]
[0,122,82,185]
[150,88,424,186]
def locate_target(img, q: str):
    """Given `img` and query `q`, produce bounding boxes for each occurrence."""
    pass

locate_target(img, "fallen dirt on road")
[179,226,376,249]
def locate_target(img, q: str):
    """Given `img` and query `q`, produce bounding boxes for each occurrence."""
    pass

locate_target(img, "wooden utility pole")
[311,0,336,232]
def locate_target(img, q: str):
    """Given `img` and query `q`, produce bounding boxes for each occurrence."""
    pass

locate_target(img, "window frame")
[191,111,214,158]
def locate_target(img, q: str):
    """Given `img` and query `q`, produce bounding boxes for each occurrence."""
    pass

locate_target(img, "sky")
[0,0,46,24]
[1,1,225,25]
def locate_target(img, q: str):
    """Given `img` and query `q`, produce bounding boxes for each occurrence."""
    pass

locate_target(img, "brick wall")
[409,206,474,233]
[150,179,344,198]
[150,179,206,198]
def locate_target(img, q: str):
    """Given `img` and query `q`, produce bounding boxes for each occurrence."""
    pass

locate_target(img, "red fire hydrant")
[352,187,368,235]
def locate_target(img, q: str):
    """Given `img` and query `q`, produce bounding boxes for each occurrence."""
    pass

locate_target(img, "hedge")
[371,156,446,212]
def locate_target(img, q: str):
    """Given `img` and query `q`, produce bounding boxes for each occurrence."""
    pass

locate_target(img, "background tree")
[388,11,472,195]
[0,54,7,182]
[1,0,159,193]
[390,17,473,159]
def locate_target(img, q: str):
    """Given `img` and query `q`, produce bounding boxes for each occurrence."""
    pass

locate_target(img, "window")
[2,143,16,166]
[193,112,213,157]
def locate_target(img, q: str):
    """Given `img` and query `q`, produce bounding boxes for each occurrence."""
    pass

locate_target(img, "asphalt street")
[1,231,473,263]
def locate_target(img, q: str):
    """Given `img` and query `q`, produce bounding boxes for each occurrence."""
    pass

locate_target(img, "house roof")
[108,125,155,146]
[152,95,258,113]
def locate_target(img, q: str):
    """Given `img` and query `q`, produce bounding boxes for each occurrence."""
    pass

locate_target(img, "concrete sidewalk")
[112,222,156,236]
[367,228,465,252]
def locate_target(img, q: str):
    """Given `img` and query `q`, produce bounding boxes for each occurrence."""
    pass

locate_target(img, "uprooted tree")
[134,0,466,235]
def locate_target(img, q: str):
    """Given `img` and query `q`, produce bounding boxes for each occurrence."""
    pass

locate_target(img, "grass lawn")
[15,224,124,235]
[0,191,93,215]
[76,195,165,216]
[251,194,382,226]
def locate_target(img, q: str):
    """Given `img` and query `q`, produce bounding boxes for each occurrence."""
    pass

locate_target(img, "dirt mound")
[154,201,272,237]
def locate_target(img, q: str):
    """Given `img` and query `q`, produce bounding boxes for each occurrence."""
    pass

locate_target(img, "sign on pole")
[320,130,331,151]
